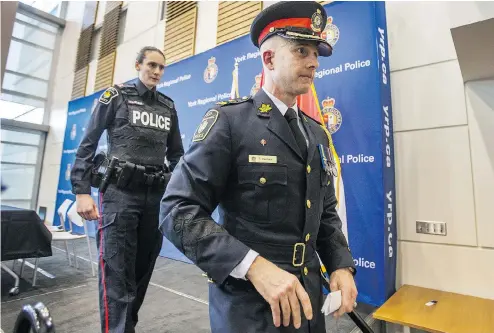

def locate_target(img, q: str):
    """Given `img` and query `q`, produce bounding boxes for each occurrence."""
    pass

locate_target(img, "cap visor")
[277,33,333,57]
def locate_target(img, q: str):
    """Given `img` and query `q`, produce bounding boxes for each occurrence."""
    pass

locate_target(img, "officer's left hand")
[329,268,357,318]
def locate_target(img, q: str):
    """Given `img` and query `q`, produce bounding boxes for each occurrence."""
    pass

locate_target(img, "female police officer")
[71,46,184,333]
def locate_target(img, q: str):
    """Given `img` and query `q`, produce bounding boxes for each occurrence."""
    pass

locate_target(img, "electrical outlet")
[416,221,447,236]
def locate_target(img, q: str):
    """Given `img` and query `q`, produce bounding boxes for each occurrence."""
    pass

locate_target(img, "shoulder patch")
[99,87,119,104]
[192,110,219,142]
[216,96,251,106]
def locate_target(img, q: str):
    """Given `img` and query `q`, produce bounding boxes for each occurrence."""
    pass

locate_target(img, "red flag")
[297,84,324,123]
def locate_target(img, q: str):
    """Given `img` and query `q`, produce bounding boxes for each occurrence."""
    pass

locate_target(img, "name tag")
[249,155,277,164]
[131,110,171,131]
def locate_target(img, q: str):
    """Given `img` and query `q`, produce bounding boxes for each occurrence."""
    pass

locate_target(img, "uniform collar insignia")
[258,103,272,113]
[257,103,272,118]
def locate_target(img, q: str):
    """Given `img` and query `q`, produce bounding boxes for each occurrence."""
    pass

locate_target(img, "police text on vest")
[132,110,171,131]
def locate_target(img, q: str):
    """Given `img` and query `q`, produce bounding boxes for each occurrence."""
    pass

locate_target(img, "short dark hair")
[136,46,165,64]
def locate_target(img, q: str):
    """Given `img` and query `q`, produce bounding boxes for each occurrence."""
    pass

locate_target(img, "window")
[20,0,63,18]
[0,126,46,209]
[0,4,63,125]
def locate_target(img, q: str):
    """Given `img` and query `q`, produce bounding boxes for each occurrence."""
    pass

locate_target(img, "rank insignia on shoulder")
[192,109,219,142]
[216,96,251,106]
[99,87,118,105]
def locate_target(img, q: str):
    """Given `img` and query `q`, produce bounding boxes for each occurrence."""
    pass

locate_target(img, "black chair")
[13,302,56,333]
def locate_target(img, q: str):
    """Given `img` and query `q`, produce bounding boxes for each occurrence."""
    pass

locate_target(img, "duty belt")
[112,161,170,189]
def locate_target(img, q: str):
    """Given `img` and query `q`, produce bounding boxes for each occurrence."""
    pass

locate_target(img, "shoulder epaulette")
[303,113,323,126]
[157,92,174,109]
[117,83,138,96]
[216,96,252,106]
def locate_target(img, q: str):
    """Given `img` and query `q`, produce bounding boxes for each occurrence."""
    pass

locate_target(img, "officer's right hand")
[76,194,99,220]
[246,256,313,329]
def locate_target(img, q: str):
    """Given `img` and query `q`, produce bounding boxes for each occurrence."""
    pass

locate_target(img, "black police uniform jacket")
[71,79,184,195]
[159,89,355,333]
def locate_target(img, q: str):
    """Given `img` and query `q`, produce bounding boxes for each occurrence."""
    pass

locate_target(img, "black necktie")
[284,108,307,159]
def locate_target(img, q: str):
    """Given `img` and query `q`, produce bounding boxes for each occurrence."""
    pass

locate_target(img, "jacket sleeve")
[159,108,251,284]
[70,87,121,195]
[316,177,356,276]
[166,108,184,172]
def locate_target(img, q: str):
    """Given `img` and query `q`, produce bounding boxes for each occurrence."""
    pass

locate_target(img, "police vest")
[107,84,174,167]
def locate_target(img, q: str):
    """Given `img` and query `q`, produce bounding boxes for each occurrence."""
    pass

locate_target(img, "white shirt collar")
[262,87,298,116]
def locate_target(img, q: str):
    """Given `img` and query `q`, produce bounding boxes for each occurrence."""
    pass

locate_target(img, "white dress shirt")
[229,87,309,280]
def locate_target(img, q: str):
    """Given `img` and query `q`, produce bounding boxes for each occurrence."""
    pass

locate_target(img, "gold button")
[259,177,266,184]
[306,165,311,173]
[305,233,310,242]
[306,200,311,208]
[304,267,308,275]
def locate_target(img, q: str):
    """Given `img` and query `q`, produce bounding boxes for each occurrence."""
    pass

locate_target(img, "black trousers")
[96,183,164,333]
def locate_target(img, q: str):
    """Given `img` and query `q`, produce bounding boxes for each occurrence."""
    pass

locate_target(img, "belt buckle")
[292,243,306,267]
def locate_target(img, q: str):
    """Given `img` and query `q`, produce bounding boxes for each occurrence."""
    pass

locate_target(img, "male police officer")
[159,2,357,332]
[71,46,184,333]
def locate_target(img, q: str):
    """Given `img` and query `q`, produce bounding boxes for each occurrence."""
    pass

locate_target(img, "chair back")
[66,200,92,237]
[57,199,74,232]
[67,202,85,228]
[37,206,47,222]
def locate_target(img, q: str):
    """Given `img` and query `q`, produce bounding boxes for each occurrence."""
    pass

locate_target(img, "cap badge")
[311,9,323,33]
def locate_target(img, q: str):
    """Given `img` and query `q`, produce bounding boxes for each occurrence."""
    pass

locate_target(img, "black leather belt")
[241,241,316,268]
[217,242,316,289]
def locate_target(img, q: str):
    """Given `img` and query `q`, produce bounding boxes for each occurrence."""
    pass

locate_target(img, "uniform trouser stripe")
[98,193,109,333]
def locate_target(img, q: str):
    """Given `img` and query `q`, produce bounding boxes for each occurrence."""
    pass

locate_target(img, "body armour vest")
[107,84,173,167]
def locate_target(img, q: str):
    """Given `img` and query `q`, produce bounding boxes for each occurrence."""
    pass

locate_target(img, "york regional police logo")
[311,9,323,32]
[321,98,342,134]
[321,17,340,47]
[203,56,218,83]
[250,73,262,96]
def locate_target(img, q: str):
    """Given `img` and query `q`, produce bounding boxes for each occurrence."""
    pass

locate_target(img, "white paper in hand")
[321,290,342,316]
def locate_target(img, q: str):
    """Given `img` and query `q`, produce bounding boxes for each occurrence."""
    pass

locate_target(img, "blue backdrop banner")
[54,1,396,306]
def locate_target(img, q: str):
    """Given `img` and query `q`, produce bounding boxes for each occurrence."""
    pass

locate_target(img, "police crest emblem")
[203,57,218,83]
[321,17,340,47]
[321,97,342,134]
[311,9,323,32]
